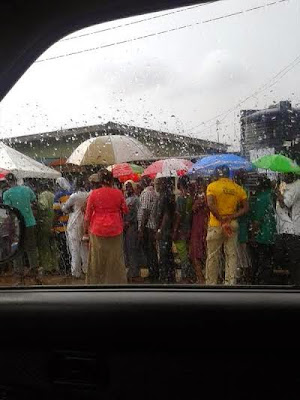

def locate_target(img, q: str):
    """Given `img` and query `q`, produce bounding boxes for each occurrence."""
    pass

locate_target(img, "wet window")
[0,0,299,286]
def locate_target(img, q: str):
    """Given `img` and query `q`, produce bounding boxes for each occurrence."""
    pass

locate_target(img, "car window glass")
[0,0,299,287]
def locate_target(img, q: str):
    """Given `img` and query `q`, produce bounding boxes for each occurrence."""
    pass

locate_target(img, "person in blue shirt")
[3,173,40,284]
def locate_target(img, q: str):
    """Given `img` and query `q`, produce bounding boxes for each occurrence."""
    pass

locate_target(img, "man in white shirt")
[276,173,300,285]
[62,177,89,278]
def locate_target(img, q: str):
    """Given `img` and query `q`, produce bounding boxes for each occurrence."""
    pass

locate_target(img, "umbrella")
[142,158,193,179]
[49,158,67,167]
[0,169,9,181]
[107,163,144,183]
[188,154,255,177]
[0,142,61,179]
[253,154,300,174]
[67,135,153,166]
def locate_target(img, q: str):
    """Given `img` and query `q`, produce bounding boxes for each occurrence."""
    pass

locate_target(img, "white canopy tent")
[0,142,61,179]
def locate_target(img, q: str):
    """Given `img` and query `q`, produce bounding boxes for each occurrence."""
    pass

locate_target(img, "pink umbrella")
[142,158,193,179]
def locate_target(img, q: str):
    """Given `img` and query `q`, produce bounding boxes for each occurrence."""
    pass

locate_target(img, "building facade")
[240,101,300,163]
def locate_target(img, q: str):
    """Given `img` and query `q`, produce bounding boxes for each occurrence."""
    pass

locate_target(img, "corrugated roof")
[4,121,228,151]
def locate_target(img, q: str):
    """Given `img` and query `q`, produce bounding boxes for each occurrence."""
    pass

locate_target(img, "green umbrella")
[253,154,300,174]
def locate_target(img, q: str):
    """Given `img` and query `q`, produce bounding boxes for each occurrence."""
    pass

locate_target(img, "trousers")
[56,232,71,274]
[249,243,274,285]
[142,228,159,283]
[274,234,300,285]
[37,226,57,273]
[13,226,39,276]
[206,221,239,285]
[158,236,175,283]
[124,224,140,279]
[67,229,88,278]
[174,240,195,281]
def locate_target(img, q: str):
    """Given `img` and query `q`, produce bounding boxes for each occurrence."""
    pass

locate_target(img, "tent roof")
[0,142,61,179]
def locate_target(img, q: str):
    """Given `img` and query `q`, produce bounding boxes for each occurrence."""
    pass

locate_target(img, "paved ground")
[0,267,148,286]
[0,274,85,286]
[0,268,184,286]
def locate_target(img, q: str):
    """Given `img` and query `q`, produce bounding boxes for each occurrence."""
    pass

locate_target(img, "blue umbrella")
[188,154,255,177]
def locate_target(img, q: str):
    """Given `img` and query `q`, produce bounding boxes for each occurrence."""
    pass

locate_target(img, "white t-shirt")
[276,180,300,236]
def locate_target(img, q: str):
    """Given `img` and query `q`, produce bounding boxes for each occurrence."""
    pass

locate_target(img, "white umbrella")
[67,135,153,166]
[0,142,61,179]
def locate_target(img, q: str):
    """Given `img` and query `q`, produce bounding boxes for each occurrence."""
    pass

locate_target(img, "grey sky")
[0,0,299,151]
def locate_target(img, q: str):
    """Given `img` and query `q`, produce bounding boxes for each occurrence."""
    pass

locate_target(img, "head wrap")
[123,180,137,190]
[56,177,71,191]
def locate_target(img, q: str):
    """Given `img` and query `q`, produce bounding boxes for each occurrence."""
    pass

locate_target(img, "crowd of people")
[0,164,300,286]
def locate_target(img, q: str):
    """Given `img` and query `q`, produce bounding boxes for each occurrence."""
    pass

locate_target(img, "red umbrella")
[108,163,144,183]
[142,159,193,179]
[0,169,9,181]
[49,158,67,167]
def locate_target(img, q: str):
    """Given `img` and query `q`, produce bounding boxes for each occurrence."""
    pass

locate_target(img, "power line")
[36,0,288,63]
[61,2,214,42]
[188,52,300,136]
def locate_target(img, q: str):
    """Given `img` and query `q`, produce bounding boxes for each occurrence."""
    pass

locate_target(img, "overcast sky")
[0,0,299,150]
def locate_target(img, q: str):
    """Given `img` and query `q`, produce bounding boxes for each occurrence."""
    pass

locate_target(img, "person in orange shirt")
[206,165,249,285]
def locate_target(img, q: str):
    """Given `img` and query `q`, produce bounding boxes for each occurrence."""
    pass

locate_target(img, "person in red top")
[83,169,128,284]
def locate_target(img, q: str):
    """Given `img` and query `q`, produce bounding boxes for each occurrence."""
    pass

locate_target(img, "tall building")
[240,101,300,163]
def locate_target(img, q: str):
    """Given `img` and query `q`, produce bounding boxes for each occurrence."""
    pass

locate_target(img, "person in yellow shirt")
[206,165,249,285]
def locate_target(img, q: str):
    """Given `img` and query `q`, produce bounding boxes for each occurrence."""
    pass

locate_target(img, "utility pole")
[216,119,220,143]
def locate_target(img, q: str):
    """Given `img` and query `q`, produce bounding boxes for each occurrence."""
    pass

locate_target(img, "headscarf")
[88,173,100,183]
[123,180,137,191]
[56,177,71,191]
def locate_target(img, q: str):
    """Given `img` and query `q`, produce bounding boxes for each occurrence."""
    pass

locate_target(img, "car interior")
[0,0,299,399]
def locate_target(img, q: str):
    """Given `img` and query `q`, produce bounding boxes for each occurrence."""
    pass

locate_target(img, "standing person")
[83,169,128,284]
[25,178,38,195]
[234,169,252,283]
[135,183,143,197]
[189,177,208,284]
[234,170,250,245]
[275,173,300,285]
[0,177,10,203]
[88,173,102,190]
[156,177,176,283]
[173,175,195,283]
[3,173,40,284]
[62,177,89,278]
[137,176,159,283]
[0,208,15,261]
[53,177,72,274]
[123,180,141,283]
[205,165,249,285]
[37,181,57,274]
[113,178,122,190]
[249,176,276,284]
